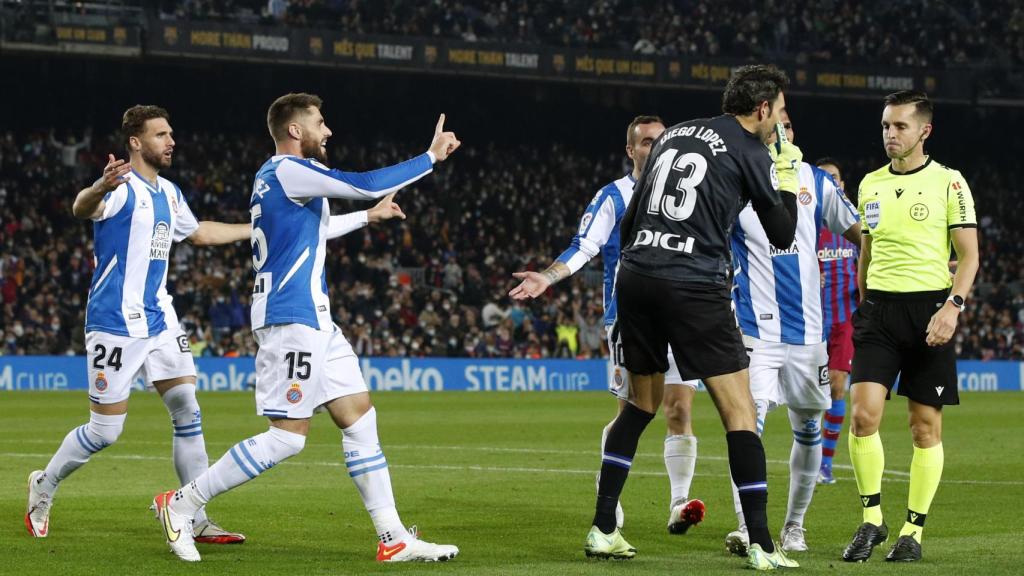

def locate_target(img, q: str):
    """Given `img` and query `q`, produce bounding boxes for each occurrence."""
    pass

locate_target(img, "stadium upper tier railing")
[1,6,1021,103]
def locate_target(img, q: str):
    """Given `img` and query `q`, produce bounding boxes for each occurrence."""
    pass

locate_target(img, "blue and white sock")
[786,409,823,526]
[162,384,211,524]
[173,427,305,517]
[343,407,408,544]
[41,412,125,494]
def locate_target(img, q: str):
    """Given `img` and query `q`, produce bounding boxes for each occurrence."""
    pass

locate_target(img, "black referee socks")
[727,430,775,553]
[593,402,656,534]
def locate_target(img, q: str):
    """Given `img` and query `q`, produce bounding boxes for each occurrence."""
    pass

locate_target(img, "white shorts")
[607,325,698,401]
[254,323,367,419]
[743,335,830,411]
[86,326,196,404]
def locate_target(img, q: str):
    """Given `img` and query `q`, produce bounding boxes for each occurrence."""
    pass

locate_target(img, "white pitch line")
[2,451,1020,486]
[0,438,912,477]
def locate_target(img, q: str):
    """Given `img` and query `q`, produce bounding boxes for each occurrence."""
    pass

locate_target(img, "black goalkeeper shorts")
[615,267,748,381]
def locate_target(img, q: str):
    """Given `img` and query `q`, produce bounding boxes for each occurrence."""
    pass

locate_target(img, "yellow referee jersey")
[858,158,976,293]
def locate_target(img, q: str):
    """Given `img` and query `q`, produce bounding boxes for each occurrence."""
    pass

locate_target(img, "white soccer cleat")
[726,525,750,557]
[667,498,706,534]
[376,527,458,562]
[193,518,246,544]
[152,490,200,562]
[25,470,52,538]
[780,522,808,552]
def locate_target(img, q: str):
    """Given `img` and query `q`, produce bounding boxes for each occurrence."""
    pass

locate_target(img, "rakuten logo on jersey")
[633,230,695,253]
[817,247,857,261]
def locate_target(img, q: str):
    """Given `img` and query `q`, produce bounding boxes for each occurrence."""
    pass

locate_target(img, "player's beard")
[301,134,327,163]
[141,146,172,170]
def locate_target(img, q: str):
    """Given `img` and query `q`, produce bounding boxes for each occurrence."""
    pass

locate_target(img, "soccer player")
[152,93,462,563]
[725,111,861,555]
[584,64,801,570]
[842,90,978,563]
[26,105,249,543]
[814,157,859,485]
[508,115,706,536]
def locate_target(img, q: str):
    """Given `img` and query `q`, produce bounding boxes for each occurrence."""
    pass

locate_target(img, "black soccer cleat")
[885,535,922,562]
[842,522,889,562]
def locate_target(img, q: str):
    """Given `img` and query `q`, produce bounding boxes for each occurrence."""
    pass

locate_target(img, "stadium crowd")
[0,128,1020,360]
[157,0,1024,68]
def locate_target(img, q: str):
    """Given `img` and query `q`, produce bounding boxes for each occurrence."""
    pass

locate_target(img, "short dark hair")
[883,90,933,123]
[121,105,170,151]
[267,93,323,141]
[722,65,789,116]
[626,115,664,145]
[815,156,843,179]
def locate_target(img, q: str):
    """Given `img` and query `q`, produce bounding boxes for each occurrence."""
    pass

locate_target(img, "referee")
[842,90,979,563]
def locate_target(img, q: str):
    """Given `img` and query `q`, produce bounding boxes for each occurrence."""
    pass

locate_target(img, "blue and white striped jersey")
[556,174,634,326]
[86,170,199,337]
[731,163,859,345]
[250,153,434,332]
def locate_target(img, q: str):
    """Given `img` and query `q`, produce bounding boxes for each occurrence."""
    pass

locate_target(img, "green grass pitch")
[1,390,1020,575]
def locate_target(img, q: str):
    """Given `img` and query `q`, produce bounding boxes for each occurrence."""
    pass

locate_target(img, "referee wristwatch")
[947,294,966,312]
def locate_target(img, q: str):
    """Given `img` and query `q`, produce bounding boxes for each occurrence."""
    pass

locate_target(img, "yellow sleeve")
[946,170,976,228]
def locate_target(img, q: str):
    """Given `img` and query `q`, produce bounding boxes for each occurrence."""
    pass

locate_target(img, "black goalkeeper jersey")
[620,115,784,287]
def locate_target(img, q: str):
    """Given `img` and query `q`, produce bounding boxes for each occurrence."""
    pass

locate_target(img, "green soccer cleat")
[584,526,636,560]
[746,542,800,570]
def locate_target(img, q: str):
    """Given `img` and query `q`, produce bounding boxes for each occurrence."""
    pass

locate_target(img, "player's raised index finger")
[435,113,446,134]
[108,153,116,164]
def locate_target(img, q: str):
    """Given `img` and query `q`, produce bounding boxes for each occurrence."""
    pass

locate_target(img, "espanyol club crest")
[611,368,624,392]
[95,371,108,392]
[798,188,812,205]
[286,383,303,404]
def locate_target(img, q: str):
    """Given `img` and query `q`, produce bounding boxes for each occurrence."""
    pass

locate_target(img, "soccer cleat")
[152,490,200,562]
[667,498,706,534]
[780,522,808,552]
[842,522,889,562]
[817,465,836,485]
[25,470,52,538]
[885,535,922,562]
[193,518,246,544]
[584,525,636,560]
[376,527,458,562]
[746,542,800,570]
[726,526,750,557]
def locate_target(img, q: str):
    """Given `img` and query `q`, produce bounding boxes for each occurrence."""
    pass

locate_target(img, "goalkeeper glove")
[769,122,802,194]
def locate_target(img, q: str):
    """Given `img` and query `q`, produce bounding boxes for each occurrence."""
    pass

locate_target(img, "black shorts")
[851,290,958,407]
[615,266,748,381]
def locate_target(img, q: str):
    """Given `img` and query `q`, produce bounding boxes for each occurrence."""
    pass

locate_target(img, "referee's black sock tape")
[593,403,655,534]
[727,430,775,553]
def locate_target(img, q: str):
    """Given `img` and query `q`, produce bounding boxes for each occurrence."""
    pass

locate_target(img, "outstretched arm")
[187,222,251,246]
[278,114,461,201]
[72,154,130,220]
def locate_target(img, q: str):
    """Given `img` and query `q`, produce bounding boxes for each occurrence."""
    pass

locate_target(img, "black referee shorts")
[615,266,748,381]
[851,289,959,407]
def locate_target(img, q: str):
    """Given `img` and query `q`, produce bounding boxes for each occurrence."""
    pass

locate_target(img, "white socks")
[41,411,126,494]
[785,408,823,526]
[162,384,210,523]
[664,434,697,504]
[174,427,306,517]
[342,407,408,544]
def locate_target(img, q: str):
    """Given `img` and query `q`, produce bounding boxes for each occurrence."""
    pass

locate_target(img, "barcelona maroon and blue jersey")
[817,228,859,329]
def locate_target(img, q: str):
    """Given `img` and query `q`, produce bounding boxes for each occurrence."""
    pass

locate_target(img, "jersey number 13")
[647,149,707,221]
